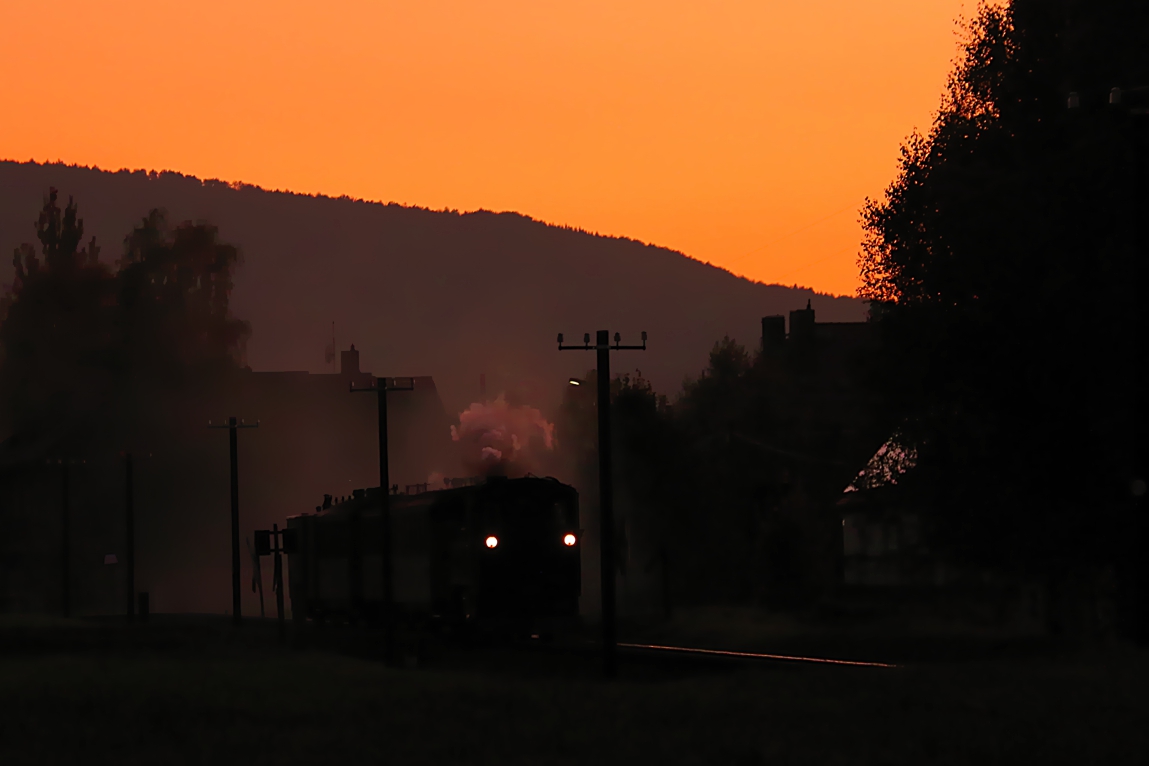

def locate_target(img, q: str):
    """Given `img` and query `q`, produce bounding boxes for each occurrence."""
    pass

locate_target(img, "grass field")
[0,614,1145,765]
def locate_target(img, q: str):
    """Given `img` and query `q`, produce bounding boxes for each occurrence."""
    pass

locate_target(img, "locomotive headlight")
[485,535,499,549]
[563,534,577,547]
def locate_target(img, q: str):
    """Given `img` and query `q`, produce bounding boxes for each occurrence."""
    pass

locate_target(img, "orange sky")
[1,1,968,297]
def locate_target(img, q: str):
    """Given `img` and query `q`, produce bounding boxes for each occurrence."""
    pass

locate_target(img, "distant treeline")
[1,189,249,449]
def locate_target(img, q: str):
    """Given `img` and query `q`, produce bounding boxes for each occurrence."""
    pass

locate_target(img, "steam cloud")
[451,395,556,476]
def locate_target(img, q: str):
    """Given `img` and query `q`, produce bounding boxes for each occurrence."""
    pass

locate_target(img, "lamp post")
[351,375,415,665]
[558,330,647,678]
[209,417,259,626]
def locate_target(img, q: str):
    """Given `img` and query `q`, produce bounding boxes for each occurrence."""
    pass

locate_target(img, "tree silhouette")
[0,190,250,446]
[858,0,1149,622]
[116,209,250,387]
[555,331,873,609]
[2,189,114,438]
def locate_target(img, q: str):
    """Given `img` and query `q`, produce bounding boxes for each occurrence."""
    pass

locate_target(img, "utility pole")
[61,460,70,619]
[125,452,135,621]
[50,458,84,619]
[352,375,415,665]
[209,417,259,626]
[558,330,647,678]
[122,450,152,622]
[47,459,84,620]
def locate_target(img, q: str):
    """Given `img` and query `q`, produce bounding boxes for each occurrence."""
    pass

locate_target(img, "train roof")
[288,474,574,521]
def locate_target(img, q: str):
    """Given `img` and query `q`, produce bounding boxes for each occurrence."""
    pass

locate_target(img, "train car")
[285,475,581,635]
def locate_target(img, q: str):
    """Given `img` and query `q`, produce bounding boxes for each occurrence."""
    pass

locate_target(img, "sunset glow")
[0,0,967,296]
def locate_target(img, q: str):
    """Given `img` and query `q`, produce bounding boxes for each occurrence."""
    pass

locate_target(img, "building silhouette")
[0,347,460,616]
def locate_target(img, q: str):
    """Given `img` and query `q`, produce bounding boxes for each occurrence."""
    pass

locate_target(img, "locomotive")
[285,475,581,635]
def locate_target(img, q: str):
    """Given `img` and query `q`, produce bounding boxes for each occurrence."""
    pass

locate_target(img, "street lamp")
[558,329,647,679]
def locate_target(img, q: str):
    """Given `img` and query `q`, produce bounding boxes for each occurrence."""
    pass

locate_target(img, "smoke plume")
[451,394,556,476]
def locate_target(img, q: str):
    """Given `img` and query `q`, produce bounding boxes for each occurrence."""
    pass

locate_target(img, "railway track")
[320,628,904,678]
[614,641,900,668]
[20,615,899,675]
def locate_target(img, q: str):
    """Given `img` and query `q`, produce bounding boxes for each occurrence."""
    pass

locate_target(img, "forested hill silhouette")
[0,160,865,413]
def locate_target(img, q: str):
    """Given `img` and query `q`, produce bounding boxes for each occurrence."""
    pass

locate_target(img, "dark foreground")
[0,614,1145,766]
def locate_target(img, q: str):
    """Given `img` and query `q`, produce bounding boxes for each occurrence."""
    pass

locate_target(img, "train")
[285,475,582,636]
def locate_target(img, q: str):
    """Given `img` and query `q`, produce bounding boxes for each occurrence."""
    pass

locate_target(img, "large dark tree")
[115,209,250,387]
[858,0,1149,629]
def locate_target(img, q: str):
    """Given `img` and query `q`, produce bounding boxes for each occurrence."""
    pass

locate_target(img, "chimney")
[789,299,816,343]
[340,344,360,375]
[761,315,785,351]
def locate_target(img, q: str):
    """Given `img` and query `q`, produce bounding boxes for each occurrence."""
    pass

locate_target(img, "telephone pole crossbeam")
[352,376,415,665]
[209,417,259,626]
[558,329,647,679]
